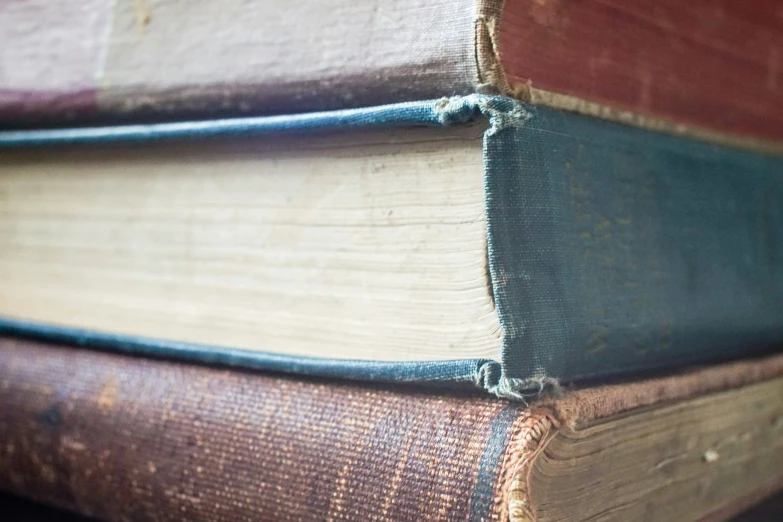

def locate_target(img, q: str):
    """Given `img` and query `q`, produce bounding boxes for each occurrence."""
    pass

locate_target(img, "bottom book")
[0,337,782,522]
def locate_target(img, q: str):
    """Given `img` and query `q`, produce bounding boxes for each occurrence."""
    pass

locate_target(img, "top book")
[2,0,783,148]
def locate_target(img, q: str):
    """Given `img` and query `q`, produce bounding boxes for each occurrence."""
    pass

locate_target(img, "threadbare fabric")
[2,96,782,397]
[0,0,478,126]
[1,337,783,521]
[0,338,525,522]
[0,0,110,123]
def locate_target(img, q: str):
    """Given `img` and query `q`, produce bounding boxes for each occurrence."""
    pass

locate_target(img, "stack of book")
[1,1,781,520]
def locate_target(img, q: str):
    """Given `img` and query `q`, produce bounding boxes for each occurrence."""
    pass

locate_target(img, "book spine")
[0,337,529,521]
[476,97,783,384]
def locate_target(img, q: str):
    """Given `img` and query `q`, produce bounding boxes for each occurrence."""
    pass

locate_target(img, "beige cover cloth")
[0,0,483,123]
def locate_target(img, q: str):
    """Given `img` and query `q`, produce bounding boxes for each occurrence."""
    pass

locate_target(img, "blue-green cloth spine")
[1,95,781,398]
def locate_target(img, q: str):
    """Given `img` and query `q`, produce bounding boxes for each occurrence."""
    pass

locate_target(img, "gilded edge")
[474,0,512,95]
[490,410,559,522]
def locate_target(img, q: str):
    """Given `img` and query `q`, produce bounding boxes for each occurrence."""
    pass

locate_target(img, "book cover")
[1,95,781,396]
[1,0,781,149]
[1,337,782,521]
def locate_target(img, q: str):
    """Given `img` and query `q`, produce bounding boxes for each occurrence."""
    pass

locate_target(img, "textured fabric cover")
[1,338,782,521]
[482,99,783,383]
[498,0,783,146]
[0,0,479,126]
[0,338,527,522]
[0,95,781,396]
[3,0,783,151]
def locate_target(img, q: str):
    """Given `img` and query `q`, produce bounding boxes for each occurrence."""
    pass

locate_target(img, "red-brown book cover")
[1,0,782,150]
[1,337,782,521]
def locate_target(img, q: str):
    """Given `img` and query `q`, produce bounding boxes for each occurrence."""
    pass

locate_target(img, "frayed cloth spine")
[474,360,562,402]
[0,95,542,400]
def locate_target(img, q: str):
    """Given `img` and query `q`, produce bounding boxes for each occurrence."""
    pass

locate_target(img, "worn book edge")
[475,0,511,96]
[513,83,783,157]
[1,95,781,401]
[483,0,783,155]
[495,352,783,521]
[0,95,545,400]
[3,0,782,155]
[1,338,780,521]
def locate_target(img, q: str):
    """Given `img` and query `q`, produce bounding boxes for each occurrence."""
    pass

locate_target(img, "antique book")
[1,0,782,149]
[1,337,782,521]
[1,96,782,397]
